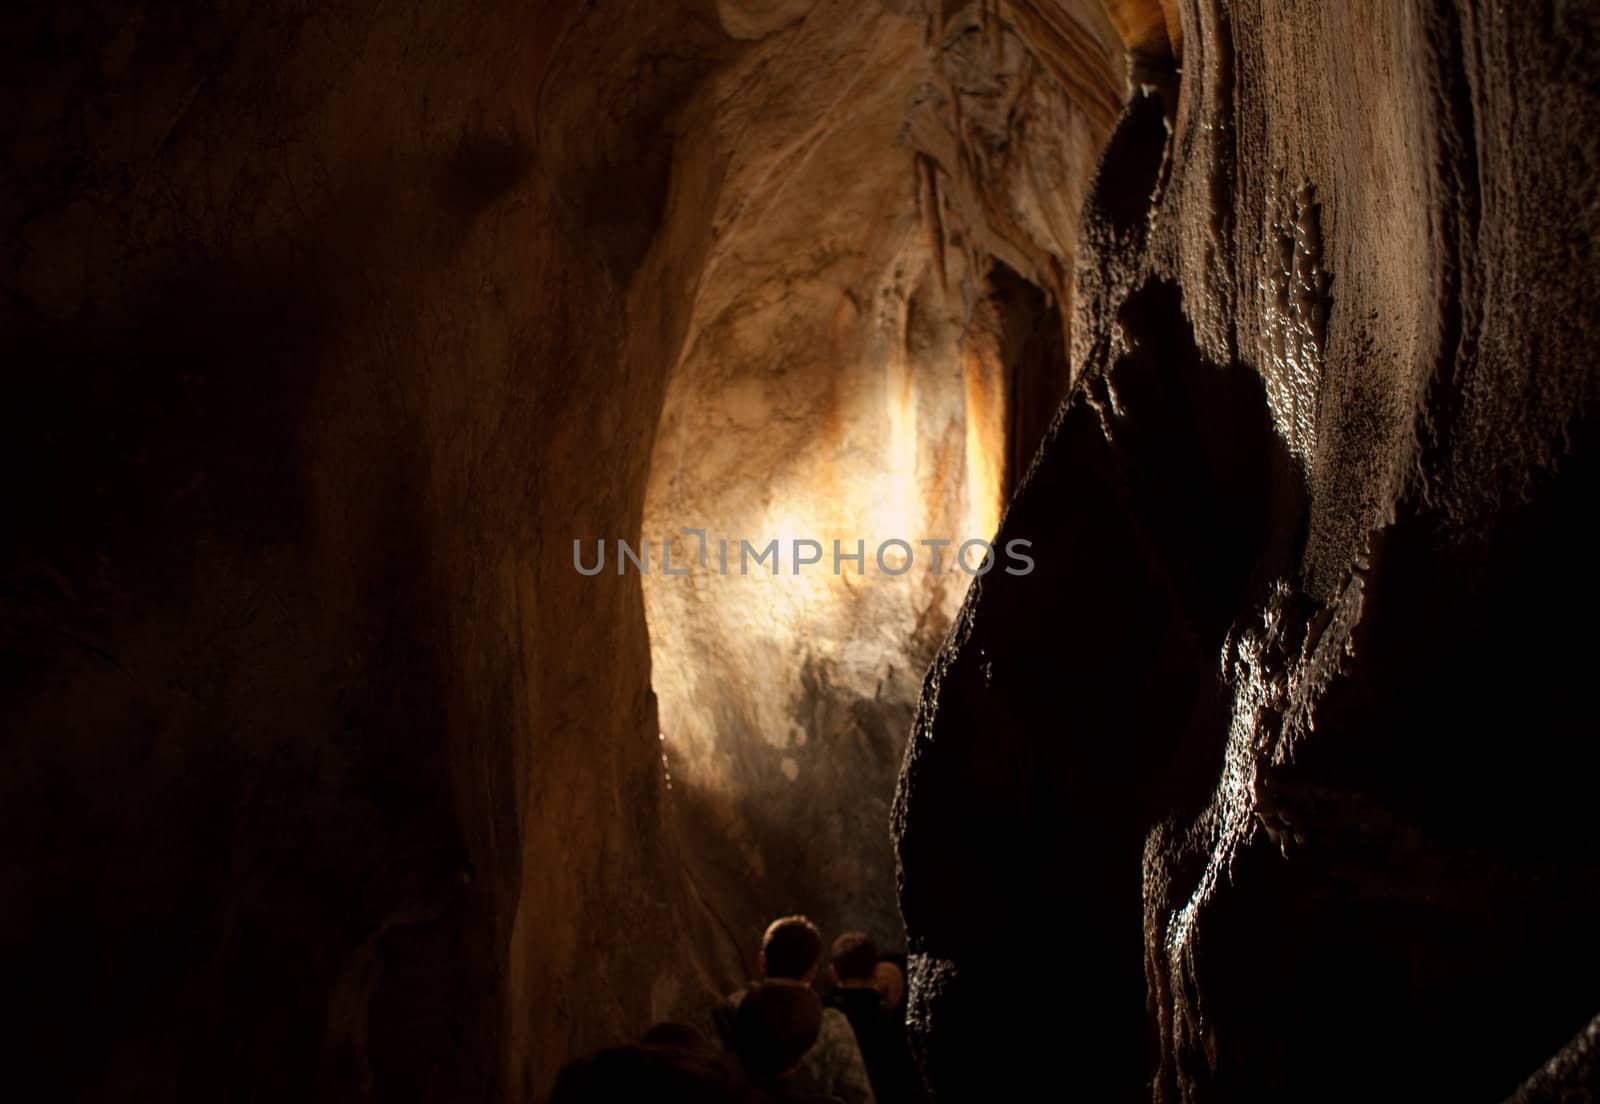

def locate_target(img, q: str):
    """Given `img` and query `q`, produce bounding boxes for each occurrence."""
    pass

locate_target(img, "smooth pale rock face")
[640,0,1085,977]
[896,1,1600,1102]
[634,0,1138,989]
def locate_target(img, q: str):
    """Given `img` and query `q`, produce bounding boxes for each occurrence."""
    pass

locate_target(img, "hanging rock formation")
[895,1,1600,1101]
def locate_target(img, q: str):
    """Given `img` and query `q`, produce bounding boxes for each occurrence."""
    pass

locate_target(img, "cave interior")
[4,0,1600,1101]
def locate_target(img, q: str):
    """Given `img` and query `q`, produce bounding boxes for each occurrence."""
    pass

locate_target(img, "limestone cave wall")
[640,0,1123,983]
[895,0,1600,1101]
[5,0,1599,1101]
[2,1,726,1098]
[1,0,1119,1098]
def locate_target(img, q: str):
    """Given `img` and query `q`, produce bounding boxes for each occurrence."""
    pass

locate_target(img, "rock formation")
[895,1,1600,1101]
[3,0,1597,1101]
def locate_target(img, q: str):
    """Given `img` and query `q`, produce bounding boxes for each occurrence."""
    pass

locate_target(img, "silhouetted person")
[825,934,927,1104]
[761,914,825,983]
[715,916,875,1104]
[871,959,905,1016]
[735,980,841,1103]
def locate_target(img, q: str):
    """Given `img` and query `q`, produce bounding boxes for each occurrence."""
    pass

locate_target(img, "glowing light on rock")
[961,336,1007,542]
[636,107,1022,944]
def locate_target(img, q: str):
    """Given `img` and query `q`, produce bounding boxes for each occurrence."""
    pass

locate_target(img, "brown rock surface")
[641,0,1116,976]
[5,0,1600,1101]
[896,0,1600,1101]
[1,0,724,1098]
[1,0,1110,1097]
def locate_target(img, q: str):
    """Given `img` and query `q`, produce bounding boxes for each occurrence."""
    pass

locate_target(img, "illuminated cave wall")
[642,98,995,960]
[641,0,1122,970]
[13,0,1594,1101]
[0,0,1122,1098]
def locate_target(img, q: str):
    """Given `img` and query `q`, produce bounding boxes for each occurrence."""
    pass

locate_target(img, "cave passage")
[7,1,1600,1102]
[638,176,1014,970]
[629,1,1092,992]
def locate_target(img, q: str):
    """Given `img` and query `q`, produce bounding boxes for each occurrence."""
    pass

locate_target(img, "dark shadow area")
[985,261,1070,501]
[1174,414,1600,1102]
[895,276,1308,1101]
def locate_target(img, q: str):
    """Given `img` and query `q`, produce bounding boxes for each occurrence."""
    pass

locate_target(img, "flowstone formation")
[894,1,1600,1101]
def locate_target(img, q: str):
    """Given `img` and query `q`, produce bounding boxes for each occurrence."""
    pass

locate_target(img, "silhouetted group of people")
[553,916,927,1104]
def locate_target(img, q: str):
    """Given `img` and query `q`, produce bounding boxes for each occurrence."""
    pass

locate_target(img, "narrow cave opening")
[611,1,1107,1003]
[610,0,1113,1059]
[638,247,1019,982]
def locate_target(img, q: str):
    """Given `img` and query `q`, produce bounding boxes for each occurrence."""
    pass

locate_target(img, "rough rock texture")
[8,0,1600,1100]
[1507,1014,1600,1104]
[895,0,1600,1101]
[641,0,1119,974]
